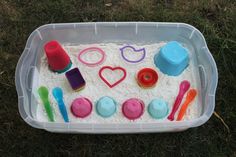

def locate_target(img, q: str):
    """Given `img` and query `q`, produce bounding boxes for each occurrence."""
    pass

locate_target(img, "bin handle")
[25,66,35,91]
[198,65,207,91]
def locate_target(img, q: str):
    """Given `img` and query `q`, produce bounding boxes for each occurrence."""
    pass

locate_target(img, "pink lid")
[71,97,92,118]
[122,98,144,120]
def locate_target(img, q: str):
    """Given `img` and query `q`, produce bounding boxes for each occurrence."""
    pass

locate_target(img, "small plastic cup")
[154,41,189,76]
[136,68,158,88]
[71,97,92,118]
[148,99,169,119]
[96,96,116,118]
[44,40,72,73]
[122,98,144,120]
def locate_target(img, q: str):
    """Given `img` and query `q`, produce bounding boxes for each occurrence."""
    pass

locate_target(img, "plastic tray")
[15,22,218,133]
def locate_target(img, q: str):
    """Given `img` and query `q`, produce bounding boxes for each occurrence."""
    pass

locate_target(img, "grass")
[0,0,235,156]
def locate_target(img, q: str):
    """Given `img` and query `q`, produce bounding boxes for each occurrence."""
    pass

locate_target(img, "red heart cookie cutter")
[99,66,127,88]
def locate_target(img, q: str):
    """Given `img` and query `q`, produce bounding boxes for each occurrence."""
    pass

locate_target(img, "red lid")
[44,40,71,71]
[137,68,158,88]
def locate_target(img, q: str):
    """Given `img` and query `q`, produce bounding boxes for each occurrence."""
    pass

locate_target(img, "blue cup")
[154,41,189,76]
[148,99,169,119]
[96,96,117,118]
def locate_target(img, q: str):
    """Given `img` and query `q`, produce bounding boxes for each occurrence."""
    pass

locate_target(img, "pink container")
[44,40,71,73]
[122,98,144,120]
[71,97,92,118]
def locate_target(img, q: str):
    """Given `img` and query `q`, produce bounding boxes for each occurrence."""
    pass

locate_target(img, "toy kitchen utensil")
[38,86,54,122]
[52,87,69,122]
[167,80,190,121]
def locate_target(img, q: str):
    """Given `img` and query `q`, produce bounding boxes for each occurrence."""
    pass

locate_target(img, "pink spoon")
[167,80,190,121]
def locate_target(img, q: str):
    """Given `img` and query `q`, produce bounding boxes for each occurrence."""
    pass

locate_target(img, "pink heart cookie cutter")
[99,66,127,88]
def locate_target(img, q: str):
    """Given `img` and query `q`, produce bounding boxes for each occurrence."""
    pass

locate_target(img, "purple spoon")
[167,80,190,121]
[120,45,146,63]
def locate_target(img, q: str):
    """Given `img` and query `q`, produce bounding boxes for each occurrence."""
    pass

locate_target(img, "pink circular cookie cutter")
[78,47,106,67]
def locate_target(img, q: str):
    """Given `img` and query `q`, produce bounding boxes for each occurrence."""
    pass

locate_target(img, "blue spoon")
[52,87,69,122]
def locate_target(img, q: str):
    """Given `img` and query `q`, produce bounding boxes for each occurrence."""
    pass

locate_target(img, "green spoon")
[38,86,54,122]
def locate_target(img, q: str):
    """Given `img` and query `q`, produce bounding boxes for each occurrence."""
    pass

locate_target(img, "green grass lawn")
[0,0,235,156]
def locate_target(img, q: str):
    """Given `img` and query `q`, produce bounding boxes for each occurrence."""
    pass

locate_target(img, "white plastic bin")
[15,22,218,133]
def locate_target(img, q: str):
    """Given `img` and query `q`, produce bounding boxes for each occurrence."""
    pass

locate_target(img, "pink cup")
[44,40,71,73]
[122,98,144,120]
[71,97,92,118]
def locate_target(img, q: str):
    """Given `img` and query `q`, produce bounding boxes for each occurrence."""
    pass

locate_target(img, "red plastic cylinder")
[44,40,71,72]
[137,68,158,88]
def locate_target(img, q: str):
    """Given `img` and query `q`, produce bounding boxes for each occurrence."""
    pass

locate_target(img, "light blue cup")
[148,99,169,119]
[154,41,189,76]
[96,96,117,118]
